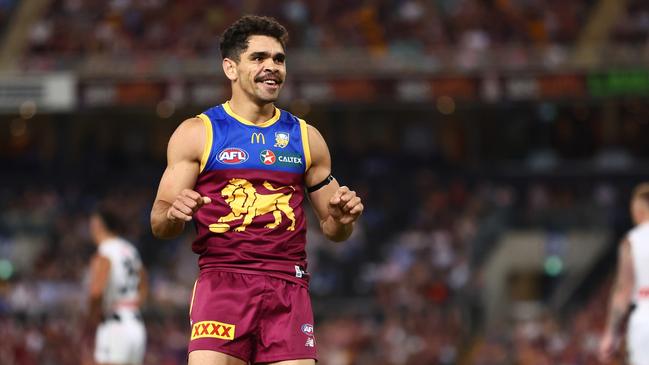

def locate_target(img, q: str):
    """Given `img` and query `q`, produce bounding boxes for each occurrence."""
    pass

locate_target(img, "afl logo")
[301,324,314,336]
[218,148,249,164]
[260,149,276,165]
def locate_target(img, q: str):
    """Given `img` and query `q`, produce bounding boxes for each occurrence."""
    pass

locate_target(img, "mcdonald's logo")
[250,133,266,144]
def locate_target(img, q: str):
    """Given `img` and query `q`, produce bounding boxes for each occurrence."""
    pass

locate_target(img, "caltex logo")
[260,150,276,165]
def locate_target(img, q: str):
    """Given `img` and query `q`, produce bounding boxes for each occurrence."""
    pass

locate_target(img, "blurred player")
[150,15,363,365]
[599,183,649,364]
[87,206,147,365]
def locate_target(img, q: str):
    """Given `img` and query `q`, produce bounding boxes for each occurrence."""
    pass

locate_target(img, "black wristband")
[307,174,334,193]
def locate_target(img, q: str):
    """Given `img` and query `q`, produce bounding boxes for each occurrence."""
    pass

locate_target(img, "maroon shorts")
[188,270,317,363]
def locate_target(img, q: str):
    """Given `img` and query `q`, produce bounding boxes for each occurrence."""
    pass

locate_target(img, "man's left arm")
[305,124,363,242]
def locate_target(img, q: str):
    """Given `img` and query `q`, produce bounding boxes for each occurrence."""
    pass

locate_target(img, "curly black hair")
[219,15,289,61]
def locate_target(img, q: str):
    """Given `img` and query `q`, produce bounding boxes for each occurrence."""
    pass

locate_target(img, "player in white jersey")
[600,183,649,365]
[87,206,148,365]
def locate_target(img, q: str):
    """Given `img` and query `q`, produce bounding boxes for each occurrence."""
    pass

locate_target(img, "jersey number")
[120,257,139,295]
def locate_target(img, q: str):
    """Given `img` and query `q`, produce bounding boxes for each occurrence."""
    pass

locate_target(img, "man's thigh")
[189,271,265,362]
[254,279,316,364]
[188,350,247,365]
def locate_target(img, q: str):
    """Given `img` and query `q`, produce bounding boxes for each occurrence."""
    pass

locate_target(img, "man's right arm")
[150,117,211,239]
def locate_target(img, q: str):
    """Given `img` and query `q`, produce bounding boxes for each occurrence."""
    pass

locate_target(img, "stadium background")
[1,0,648,364]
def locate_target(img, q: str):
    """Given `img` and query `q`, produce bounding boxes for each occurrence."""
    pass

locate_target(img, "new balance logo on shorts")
[295,265,305,278]
[191,321,235,341]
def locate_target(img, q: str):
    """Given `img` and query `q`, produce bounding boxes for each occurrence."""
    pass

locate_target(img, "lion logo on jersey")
[274,132,290,148]
[209,178,296,233]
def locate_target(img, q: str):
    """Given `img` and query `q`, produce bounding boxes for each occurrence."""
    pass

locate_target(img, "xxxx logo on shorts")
[191,320,235,341]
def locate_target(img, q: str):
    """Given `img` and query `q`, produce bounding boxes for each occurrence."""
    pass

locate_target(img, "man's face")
[229,35,286,103]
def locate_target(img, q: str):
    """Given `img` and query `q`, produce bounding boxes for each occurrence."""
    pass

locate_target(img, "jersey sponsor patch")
[260,149,276,165]
[218,148,249,165]
[250,132,266,144]
[274,132,290,148]
[191,320,235,341]
[277,153,303,166]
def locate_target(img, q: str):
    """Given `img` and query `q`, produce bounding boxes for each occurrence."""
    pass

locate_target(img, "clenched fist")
[166,189,211,222]
[328,186,363,225]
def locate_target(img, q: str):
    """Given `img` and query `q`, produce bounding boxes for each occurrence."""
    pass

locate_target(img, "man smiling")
[150,15,364,365]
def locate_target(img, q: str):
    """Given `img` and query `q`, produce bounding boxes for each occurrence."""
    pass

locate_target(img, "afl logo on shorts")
[260,150,276,165]
[218,148,249,164]
[301,323,314,336]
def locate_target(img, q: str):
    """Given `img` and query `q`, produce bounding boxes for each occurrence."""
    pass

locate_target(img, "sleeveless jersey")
[98,237,143,315]
[192,102,311,286]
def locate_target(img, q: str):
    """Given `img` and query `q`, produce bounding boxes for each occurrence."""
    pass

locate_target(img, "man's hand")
[327,186,363,225]
[166,189,211,222]
[598,331,617,363]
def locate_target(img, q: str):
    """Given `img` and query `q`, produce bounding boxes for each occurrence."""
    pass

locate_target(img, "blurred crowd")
[612,0,649,45]
[14,0,649,73]
[310,154,627,364]
[466,279,624,365]
[0,0,16,34]
[22,0,593,66]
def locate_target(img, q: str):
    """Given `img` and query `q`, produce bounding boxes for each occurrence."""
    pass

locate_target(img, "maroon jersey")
[192,102,311,286]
